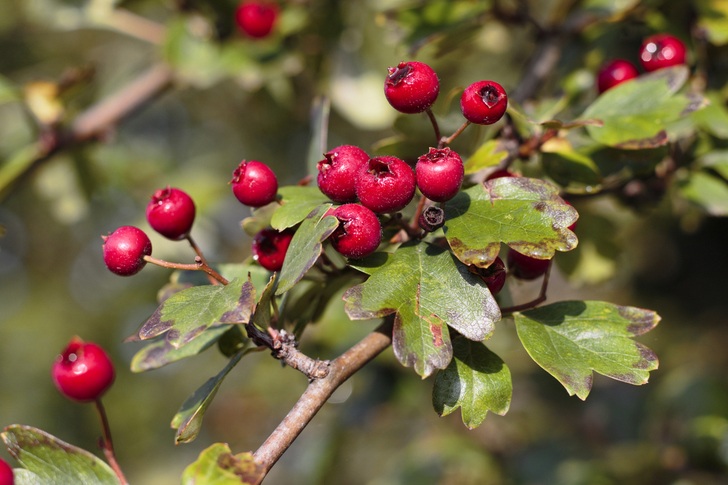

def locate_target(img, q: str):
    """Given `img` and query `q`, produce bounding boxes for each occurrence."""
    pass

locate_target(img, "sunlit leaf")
[181,444,263,485]
[463,139,508,175]
[130,326,231,372]
[271,186,331,231]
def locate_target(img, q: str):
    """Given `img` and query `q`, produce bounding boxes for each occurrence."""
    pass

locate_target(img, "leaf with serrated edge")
[276,204,337,295]
[181,444,264,485]
[1,425,119,485]
[433,337,512,429]
[514,301,660,400]
[271,186,331,231]
[344,241,501,378]
[130,325,231,372]
[443,177,578,268]
[138,277,256,349]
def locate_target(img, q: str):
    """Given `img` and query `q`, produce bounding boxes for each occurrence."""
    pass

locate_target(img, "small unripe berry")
[252,228,294,272]
[415,147,464,202]
[356,156,416,214]
[317,145,370,203]
[146,187,196,240]
[507,249,551,280]
[384,61,440,114]
[231,160,278,208]
[235,1,278,39]
[597,59,639,93]
[460,80,508,125]
[329,203,381,259]
[102,226,152,276]
[52,337,115,402]
[639,34,686,72]
[0,458,13,485]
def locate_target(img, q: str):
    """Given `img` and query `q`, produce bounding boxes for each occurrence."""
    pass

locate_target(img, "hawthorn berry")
[235,1,278,39]
[384,61,440,114]
[0,458,13,485]
[252,228,294,272]
[317,145,370,203]
[102,226,152,276]
[597,59,639,93]
[469,257,506,295]
[356,156,416,214]
[329,203,381,259]
[460,80,508,125]
[639,34,686,72]
[146,187,196,240]
[415,147,464,202]
[507,249,551,280]
[231,160,278,208]
[52,337,115,402]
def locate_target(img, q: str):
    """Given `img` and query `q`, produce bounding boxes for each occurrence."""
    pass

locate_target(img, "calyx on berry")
[52,337,115,402]
[235,1,278,39]
[384,61,440,114]
[460,80,508,125]
[252,228,294,272]
[0,458,13,485]
[507,248,551,280]
[418,206,445,232]
[146,187,196,240]
[102,226,152,276]
[597,59,639,93]
[317,145,370,203]
[231,160,279,208]
[356,156,416,214]
[329,203,381,259]
[415,147,464,202]
[639,34,686,72]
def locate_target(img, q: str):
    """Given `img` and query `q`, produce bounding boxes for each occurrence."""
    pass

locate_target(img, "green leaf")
[181,444,263,485]
[433,337,512,429]
[443,177,578,268]
[677,170,728,216]
[1,425,120,485]
[270,186,331,231]
[541,140,603,190]
[514,301,660,400]
[130,325,231,372]
[172,350,249,444]
[251,274,276,330]
[0,74,21,105]
[0,143,43,201]
[692,92,728,139]
[138,277,256,348]
[276,204,337,295]
[697,0,728,45]
[344,241,501,378]
[462,139,508,175]
[581,66,694,148]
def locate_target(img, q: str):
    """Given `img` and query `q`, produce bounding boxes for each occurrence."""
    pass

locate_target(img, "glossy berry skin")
[0,458,13,485]
[356,156,416,214]
[235,1,278,39]
[639,34,686,72]
[252,228,294,272]
[384,61,440,114]
[597,59,639,93]
[102,226,152,276]
[507,249,551,280]
[231,160,278,208]
[52,337,115,402]
[415,147,464,202]
[329,204,381,259]
[460,80,508,125]
[317,145,370,203]
[146,187,196,240]
[469,257,506,295]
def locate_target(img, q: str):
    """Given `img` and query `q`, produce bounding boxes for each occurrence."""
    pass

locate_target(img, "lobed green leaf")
[271,186,331,231]
[181,444,263,485]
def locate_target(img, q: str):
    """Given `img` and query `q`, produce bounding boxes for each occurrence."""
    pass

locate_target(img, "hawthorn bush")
[1,1,728,484]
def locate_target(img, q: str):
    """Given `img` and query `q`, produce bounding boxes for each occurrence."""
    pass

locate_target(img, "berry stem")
[500,261,552,314]
[94,399,129,485]
[439,120,471,148]
[185,234,222,285]
[142,255,229,285]
[425,108,441,146]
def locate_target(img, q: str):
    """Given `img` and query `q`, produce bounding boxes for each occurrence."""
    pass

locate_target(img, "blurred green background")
[2,0,728,483]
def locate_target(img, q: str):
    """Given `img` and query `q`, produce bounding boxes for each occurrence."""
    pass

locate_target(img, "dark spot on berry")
[386,62,413,86]
[479,84,505,108]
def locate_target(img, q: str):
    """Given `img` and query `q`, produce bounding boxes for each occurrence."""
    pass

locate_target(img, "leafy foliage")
[182,444,263,485]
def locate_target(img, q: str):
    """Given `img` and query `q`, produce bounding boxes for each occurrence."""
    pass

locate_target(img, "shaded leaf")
[514,301,660,400]
[0,143,43,201]
[678,170,728,216]
[181,444,264,485]
[433,337,512,429]
[443,177,578,268]
[270,186,331,231]
[541,138,603,189]
[463,139,508,175]
[344,241,501,378]
[252,274,276,330]
[697,0,728,45]
[130,325,231,372]
[1,425,119,485]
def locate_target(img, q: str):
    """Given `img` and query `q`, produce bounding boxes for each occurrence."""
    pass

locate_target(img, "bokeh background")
[1,0,728,483]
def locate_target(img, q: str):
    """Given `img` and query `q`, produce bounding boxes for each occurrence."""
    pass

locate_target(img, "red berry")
[415,147,464,202]
[235,1,278,39]
[317,145,370,203]
[469,257,506,295]
[639,34,686,72]
[597,59,639,93]
[485,168,516,181]
[231,160,278,208]
[329,204,381,259]
[0,458,13,485]
[384,61,440,114]
[146,187,196,240]
[507,249,551,280]
[355,156,416,214]
[52,337,115,402]
[252,228,294,272]
[102,226,152,276]
[460,80,508,125]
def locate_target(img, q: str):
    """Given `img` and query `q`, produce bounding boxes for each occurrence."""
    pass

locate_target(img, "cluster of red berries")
[234,1,278,39]
[597,33,687,93]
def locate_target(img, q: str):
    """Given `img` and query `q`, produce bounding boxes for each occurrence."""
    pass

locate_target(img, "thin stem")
[425,108,441,146]
[185,234,220,285]
[500,262,552,314]
[143,255,229,285]
[439,120,471,148]
[94,399,128,485]
[409,195,428,233]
